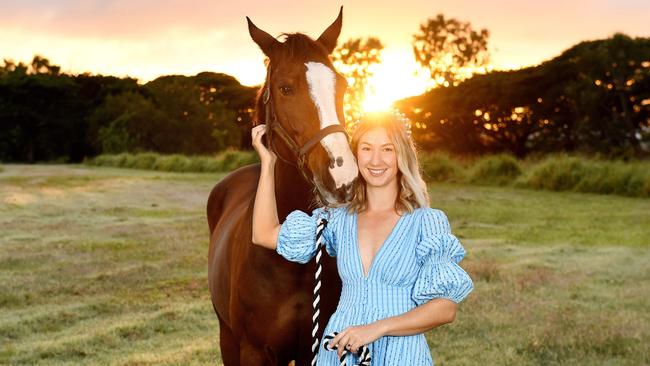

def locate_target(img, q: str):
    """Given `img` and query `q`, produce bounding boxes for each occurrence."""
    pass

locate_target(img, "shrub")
[82,151,650,198]
[468,154,522,185]
[523,154,650,197]
[419,151,464,182]
[524,154,589,191]
[132,153,158,170]
[85,151,260,173]
[152,154,191,172]
[111,153,134,168]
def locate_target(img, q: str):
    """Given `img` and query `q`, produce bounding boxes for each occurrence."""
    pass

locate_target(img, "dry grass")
[0,164,648,365]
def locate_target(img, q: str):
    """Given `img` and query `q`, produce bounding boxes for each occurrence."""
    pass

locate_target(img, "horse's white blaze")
[305,62,358,189]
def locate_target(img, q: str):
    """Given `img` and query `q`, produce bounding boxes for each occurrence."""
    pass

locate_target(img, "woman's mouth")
[368,168,387,177]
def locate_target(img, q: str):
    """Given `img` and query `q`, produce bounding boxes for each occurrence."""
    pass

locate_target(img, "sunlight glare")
[361,46,431,112]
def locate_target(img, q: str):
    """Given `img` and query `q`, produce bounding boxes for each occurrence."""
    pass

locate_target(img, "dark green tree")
[399,34,650,158]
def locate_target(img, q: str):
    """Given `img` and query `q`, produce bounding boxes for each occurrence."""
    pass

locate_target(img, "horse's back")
[207,163,260,234]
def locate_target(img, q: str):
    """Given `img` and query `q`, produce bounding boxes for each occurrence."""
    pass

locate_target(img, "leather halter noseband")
[257,65,349,184]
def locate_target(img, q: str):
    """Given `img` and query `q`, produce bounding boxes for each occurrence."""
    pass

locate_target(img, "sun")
[360,47,432,113]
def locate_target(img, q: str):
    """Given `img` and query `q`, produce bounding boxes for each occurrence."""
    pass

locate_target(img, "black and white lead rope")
[312,217,372,366]
[322,332,371,366]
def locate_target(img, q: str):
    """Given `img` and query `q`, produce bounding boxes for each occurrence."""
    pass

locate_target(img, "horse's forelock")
[275,33,331,64]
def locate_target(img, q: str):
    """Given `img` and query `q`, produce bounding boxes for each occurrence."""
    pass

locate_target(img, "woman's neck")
[364,180,399,213]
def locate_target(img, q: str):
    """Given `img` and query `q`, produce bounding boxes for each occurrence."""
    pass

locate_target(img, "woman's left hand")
[329,322,386,359]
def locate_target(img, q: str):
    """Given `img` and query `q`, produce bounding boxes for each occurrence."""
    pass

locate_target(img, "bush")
[419,151,464,182]
[523,154,650,197]
[182,156,208,172]
[468,154,522,185]
[84,151,260,173]
[524,154,588,191]
[233,151,259,169]
[151,154,191,172]
[82,151,650,198]
[132,153,158,170]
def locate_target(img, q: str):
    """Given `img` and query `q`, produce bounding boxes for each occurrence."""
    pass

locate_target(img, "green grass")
[0,164,648,365]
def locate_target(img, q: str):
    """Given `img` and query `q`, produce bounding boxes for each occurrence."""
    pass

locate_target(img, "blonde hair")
[346,112,430,214]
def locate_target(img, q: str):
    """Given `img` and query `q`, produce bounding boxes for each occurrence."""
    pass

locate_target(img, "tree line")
[0,58,256,163]
[399,33,650,158]
[0,14,648,162]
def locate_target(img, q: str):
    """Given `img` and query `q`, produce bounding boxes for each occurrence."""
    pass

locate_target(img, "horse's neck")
[274,160,313,212]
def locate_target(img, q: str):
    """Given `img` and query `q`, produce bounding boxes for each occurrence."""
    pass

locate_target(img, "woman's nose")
[370,149,382,164]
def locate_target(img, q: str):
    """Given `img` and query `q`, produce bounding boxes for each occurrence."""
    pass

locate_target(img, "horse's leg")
[217,314,240,366]
[239,340,275,365]
[293,314,313,366]
[293,351,311,366]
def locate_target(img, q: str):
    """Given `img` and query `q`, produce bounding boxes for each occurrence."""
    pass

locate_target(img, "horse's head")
[247,7,358,205]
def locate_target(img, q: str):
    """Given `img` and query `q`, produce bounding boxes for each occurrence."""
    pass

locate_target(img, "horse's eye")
[279,85,292,96]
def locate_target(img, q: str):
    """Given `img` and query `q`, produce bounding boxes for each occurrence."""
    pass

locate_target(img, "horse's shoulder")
[207,163,260,232]
[222,163,261,183]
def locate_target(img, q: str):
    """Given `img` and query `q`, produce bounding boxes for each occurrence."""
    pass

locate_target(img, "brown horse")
[207,8,358,365]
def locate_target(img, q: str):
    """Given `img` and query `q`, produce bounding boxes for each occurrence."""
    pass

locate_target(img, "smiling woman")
[251,110,473,365]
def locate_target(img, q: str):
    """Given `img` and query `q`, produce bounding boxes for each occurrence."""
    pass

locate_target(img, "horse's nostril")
[336,157,343,167]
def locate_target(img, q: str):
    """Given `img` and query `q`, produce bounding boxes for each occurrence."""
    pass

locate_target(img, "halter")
[257,64,349,186]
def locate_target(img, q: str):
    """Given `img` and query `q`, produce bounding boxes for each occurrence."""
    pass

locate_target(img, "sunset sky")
[2,0,648,106]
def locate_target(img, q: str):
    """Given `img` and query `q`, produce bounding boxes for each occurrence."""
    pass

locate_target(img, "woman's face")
[356,127,398,189]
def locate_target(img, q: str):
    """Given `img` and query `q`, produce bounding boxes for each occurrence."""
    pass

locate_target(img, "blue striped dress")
[276,206,474,366]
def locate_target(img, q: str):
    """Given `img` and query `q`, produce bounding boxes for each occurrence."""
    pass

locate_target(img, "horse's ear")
[247,16,279,57]
[317,6,343,54]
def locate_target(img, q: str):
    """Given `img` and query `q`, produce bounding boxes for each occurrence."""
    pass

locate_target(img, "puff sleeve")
[412,208,474,305]
[276,207,339,264]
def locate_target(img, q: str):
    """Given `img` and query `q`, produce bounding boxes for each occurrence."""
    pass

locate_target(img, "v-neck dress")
[276,205,474,366]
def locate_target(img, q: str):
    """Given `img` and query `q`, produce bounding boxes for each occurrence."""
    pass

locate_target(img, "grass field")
[1,164,648,365]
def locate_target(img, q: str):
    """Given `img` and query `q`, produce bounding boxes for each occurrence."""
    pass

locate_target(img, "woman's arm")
[377,297,457,336]
[328,298,456,358]
[250,125,281,249]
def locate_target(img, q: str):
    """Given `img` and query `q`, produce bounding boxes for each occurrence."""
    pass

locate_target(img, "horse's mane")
[275,33,330,62]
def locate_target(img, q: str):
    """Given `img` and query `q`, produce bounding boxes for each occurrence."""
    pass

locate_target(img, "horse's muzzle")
[336,180,355,203]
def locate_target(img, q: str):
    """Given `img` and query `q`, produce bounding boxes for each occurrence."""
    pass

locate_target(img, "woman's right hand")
[251,124,277,166]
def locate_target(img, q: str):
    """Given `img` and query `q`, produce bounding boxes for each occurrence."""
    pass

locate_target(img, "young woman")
[251,112,473,365]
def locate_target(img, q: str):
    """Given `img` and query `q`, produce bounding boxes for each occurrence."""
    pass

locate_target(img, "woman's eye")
[279,86,292,95]
[383,148,394,152]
